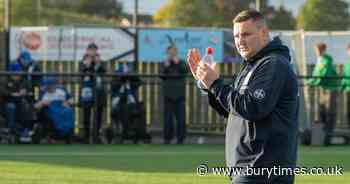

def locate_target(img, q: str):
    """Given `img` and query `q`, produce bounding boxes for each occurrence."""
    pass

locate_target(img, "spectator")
[34,77,74,144]
[111,62,143,143]
[341,44,350,130]
[307,43,339,145]
[15,50,41,97]
[4,63,33,134]
[79,43,106,144]
[160,45,188,144]
[0,78,7,129]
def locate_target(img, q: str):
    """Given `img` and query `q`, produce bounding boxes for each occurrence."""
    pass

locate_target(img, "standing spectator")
[79,43,106,144]
[307,43,339,145]
[341,44,350,130]
[160,46,188,144]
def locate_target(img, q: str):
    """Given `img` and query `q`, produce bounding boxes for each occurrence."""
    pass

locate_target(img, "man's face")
[233,19,268,59]
[167,47,178,58]
[46,85,56,93]
[11,75,21,81]
[314,47,321,57]
[86,48,97,56]
[314,47,325,57]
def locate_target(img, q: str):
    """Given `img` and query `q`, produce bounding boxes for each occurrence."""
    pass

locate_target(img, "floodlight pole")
[4,0,11,68]
[256,0,261,11]
[37,0,42,25]
[133,0,139,72]
[133,0,138,27]
[4,0,10,30]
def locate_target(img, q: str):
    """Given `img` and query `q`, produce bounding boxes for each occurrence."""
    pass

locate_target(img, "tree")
[154,0,216,27]
[297,0,350,30]
[7,0,124,26]
[213,0,266,27]
[76,0,123,19]
[154,0,296,29]
[11,0,39,26]
[154,0,263,28]
[267,6,296,30]
[0,0,4,29]
[153,2,176,27]
[44,0,123,19]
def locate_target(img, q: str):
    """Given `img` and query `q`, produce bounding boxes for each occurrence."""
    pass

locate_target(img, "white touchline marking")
[0,151,223,157]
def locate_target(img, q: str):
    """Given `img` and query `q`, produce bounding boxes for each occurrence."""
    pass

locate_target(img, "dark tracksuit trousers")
[83,106,104,142]
[163,97,186,144]
[319,89,337,145]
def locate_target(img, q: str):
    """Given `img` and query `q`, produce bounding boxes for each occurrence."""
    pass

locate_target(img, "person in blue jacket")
[15,50,41,97]
[34,77,74,144]
[187,10,299,184]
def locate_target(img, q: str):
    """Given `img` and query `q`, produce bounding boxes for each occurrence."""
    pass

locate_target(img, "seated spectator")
[15,50,41,97]
[4,63,34,132]
[111,62,150,143]
[34,77,74,144]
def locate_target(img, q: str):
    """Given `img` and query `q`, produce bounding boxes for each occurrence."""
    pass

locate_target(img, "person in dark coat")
[79,43,106,143]
[187,10,299,184]
[4,63,32,133]
[160,46,188,144]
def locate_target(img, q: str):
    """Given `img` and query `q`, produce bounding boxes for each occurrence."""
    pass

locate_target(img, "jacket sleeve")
[306,58,326,86]
[179,61,188,74]
[208,90,229,118]
[209,58,287,122]
[160,62,170,80]
[32,64,42,86]
[97,65,106,74]
[1,80,11,98]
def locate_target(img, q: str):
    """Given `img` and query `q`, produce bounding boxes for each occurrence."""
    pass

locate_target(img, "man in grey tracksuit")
[187,10,299,184]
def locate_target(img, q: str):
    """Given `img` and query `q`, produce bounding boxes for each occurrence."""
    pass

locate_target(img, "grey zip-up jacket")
[208,37,299,183]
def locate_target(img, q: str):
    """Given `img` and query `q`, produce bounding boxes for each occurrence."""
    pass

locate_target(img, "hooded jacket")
[208,37,299,183]
[341,58,350,92]
[160,59,188,101]
[307,54,339,90]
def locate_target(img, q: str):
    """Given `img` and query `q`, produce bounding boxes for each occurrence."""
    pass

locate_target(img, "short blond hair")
[233,9,267,28]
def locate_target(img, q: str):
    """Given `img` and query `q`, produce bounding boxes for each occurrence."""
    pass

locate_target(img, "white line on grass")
[0,150,347,157]
[0,151,223,157]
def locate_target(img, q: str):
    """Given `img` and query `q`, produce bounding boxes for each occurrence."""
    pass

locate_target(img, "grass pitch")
[0,144,348,184]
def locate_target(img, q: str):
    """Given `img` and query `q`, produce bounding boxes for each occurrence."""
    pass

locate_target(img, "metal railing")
[1,72,349,136]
